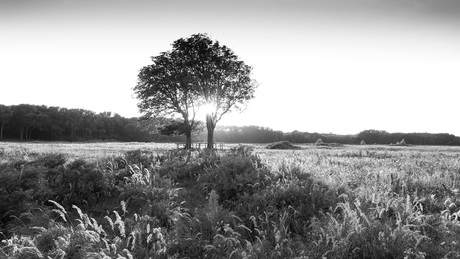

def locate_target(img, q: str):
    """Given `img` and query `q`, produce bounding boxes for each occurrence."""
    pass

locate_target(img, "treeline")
[0,104,153,142]
[195,127,460,146]
[196,128,460,146]
[1,104,460,145]
[355,129,460,146]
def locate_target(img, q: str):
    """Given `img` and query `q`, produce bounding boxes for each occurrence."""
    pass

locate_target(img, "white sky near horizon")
[1,0,460,136]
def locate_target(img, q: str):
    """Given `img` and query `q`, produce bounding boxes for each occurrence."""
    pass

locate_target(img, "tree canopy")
[171,33,257,148]
[134,33,257,149]
[0,104,153,142]
[134,44,201,148]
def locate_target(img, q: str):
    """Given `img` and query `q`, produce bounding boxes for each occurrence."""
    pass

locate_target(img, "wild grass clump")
[307,198,427,258]
[233,172,337,243]
[198,148,273,205]
[0,200,169,259]
[0,154,120,239]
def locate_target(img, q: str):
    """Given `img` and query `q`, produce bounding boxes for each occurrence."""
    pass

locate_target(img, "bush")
[198,153,273,205]
[0,157,59,238]
[124,149,156,168]
[54,159,116,208]
[170,190,245,258]
[235,173,337,239]
[159,162,204,184]
[266,141,301,150]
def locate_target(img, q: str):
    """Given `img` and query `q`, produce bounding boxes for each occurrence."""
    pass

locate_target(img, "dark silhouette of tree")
[169,33,257,149]
[357,130,389,144]
[0,105,12,140]
[0,104,154,142]
[11,104,36,140]
[25,105,50,140]
[134,46,201,149]
[159,119,204,138]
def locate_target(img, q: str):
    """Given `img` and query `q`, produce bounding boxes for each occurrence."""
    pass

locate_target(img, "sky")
[1,0,460,135]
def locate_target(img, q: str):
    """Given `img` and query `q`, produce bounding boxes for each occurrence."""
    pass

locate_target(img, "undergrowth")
[2,145,460,258]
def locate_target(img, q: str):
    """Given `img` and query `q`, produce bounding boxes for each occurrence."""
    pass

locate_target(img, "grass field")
[0,141,247,162]
[2,141,459,161]
[2,142,460,258]
[0,141,176,162]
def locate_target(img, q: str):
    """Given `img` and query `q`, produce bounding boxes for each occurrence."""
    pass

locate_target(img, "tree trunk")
[28,128,34,140]
[185,132,192,149]
[24,127,30,140]
[206,114,215,149]
[19,127,24,140]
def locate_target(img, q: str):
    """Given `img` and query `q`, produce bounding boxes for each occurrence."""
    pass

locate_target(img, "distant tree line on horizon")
[1,104,459,146]
[0,104,152,142]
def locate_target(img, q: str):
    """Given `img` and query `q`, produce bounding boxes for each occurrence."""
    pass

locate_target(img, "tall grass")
[2,144,460,258]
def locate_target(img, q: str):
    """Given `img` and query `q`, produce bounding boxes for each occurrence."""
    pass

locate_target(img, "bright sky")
[1,0,460,135]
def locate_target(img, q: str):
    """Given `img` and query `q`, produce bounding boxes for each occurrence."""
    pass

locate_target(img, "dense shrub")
[53,159,117,209]
[124,149,159,168]
[170,190,245,258]
[0,155,64,238]
[234,174,337,241]
[266,141,301,150]
[159,162,204,184]
[117,185,179,229]
[0,155,119,239]
[198,152,273,205]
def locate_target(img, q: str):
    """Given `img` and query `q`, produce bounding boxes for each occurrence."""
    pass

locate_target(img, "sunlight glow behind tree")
[171,33,257,148]
[134,34,257,149]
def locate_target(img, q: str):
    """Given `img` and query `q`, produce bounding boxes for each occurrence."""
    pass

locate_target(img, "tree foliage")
[134,33,257,149]
[158,119,204,136]
[134,39,203,148]
[171,33,257,148]
[0,104,153,142]
[171,34,256,122]
[0,104,12,140]
[356,129,460,145]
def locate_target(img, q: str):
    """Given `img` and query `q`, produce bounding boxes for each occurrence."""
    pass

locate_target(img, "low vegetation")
[266,141,300,150]
[1,144,460,258]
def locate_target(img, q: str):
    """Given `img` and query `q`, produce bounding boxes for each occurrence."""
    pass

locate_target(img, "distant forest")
[1,104,459,145]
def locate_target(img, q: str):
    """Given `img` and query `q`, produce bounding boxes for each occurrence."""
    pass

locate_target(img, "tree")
[134,47,201,149]
[11,104,37,140]
[171,33,257,149]
[357,130,389,144]
[159,119,204,137]
[0,105,12,140]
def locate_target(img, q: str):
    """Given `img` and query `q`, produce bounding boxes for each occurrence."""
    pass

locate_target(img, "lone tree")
[167,33,257,149]
[134,49,201,149]
[135,33,257,149]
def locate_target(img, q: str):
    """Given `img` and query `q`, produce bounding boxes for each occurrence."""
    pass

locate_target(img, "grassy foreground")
[1,143,460,258]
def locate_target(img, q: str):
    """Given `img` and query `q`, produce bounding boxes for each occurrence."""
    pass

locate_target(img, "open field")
[2,142,460,258]
[0,142,176,163]
[0,141,246,162]
[2,141,460,161]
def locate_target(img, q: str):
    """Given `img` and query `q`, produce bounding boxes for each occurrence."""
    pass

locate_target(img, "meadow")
[1,142,460,258]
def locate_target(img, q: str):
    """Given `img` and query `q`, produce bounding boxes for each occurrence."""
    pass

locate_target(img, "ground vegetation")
[2,144,460,258]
